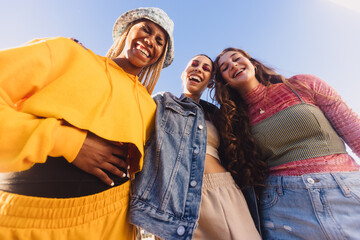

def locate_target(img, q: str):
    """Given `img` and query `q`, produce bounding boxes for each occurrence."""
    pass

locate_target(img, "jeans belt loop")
[331,172,351,198]
[276,176,284,196]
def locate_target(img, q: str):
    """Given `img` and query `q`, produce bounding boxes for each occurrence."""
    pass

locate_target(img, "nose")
[230,61,237,70]
[194,66,202,72]
[144,37,153,48]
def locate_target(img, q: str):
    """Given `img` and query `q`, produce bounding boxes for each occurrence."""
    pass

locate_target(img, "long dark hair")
[212,48,287,188]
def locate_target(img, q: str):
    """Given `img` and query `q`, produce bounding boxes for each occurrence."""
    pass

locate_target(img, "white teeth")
[136,45,149,57]
[234,68,245,78]
[189,76,201,83]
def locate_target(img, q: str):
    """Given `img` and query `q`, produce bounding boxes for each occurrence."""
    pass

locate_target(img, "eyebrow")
[219,52,237,69]
[142,22,151,31]
[144,23,165,43]
[156,35,164,42]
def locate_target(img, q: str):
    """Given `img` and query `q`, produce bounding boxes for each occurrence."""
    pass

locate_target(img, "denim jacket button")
[177,226,185,236]
[307,177,315,184]
[190,180,197,187]
[194,148,200,154]
[198,125,204,130]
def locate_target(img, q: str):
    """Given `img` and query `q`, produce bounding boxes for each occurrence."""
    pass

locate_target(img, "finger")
[110,144,128,158]
[69,37,87,50]
[110,153,129,169]
[91,168,115,186]
[78,43,87,50]
[101,161,127,178]
[70,37,79,43]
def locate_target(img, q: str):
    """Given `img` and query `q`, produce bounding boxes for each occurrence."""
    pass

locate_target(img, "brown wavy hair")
[212,47,287,188]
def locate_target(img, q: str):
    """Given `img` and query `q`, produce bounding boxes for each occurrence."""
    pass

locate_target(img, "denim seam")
[307,188,333,240]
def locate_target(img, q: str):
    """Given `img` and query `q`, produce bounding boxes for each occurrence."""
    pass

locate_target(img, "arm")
[0,38,129,184]
[0,38,87,172]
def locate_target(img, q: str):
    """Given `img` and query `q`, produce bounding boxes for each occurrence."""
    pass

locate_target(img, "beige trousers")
[193,172,261,240]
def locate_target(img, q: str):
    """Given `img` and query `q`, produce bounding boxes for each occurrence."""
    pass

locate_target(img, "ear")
[181,72,186,82]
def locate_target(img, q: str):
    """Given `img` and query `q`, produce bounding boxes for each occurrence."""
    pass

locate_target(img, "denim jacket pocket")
[163,102,196,134]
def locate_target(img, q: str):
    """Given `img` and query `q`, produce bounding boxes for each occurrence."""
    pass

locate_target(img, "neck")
[237,78,260,96]
[112,57,142,76]
[184,92,201,103]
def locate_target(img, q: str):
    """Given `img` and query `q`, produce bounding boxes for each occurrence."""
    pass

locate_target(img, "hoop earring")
[207,80,214,88]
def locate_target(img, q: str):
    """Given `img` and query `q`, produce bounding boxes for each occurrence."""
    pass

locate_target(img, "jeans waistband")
[0,157,128,198]
[266,171,360,189]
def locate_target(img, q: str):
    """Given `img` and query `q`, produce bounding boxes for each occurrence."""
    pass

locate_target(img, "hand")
[72,132,129,186]
[69,37,88,50]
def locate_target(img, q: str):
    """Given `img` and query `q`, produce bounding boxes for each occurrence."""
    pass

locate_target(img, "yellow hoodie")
[0,37,156,173]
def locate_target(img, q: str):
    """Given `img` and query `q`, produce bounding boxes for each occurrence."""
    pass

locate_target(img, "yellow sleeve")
[50,123,87,163]
[0,37,86,172]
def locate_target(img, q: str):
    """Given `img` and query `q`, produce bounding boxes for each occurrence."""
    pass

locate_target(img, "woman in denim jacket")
[129,55,262,240]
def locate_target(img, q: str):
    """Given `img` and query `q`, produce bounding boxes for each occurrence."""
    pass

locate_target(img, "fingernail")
[127,165,130,170]
[122,173,126,178]
[110,182,115,187]
[126,171,130,178]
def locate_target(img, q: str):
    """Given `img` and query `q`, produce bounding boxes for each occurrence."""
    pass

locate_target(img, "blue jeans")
[260,172,360,240]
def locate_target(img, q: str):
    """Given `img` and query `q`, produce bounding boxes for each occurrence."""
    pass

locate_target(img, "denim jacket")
[128,92,261,239]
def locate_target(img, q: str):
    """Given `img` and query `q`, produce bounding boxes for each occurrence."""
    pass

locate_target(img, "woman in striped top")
[213,47,360,239]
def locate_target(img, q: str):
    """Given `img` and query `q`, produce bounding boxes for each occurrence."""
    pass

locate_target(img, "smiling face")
[119,19,168,75]
[218,50,259,95]
[182,55,213,102]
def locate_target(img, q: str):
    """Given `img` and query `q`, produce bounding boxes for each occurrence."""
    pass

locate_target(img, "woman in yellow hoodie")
[0,7,174,240]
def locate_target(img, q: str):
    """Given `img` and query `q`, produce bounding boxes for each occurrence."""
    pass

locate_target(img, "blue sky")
[1,0,359,160]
